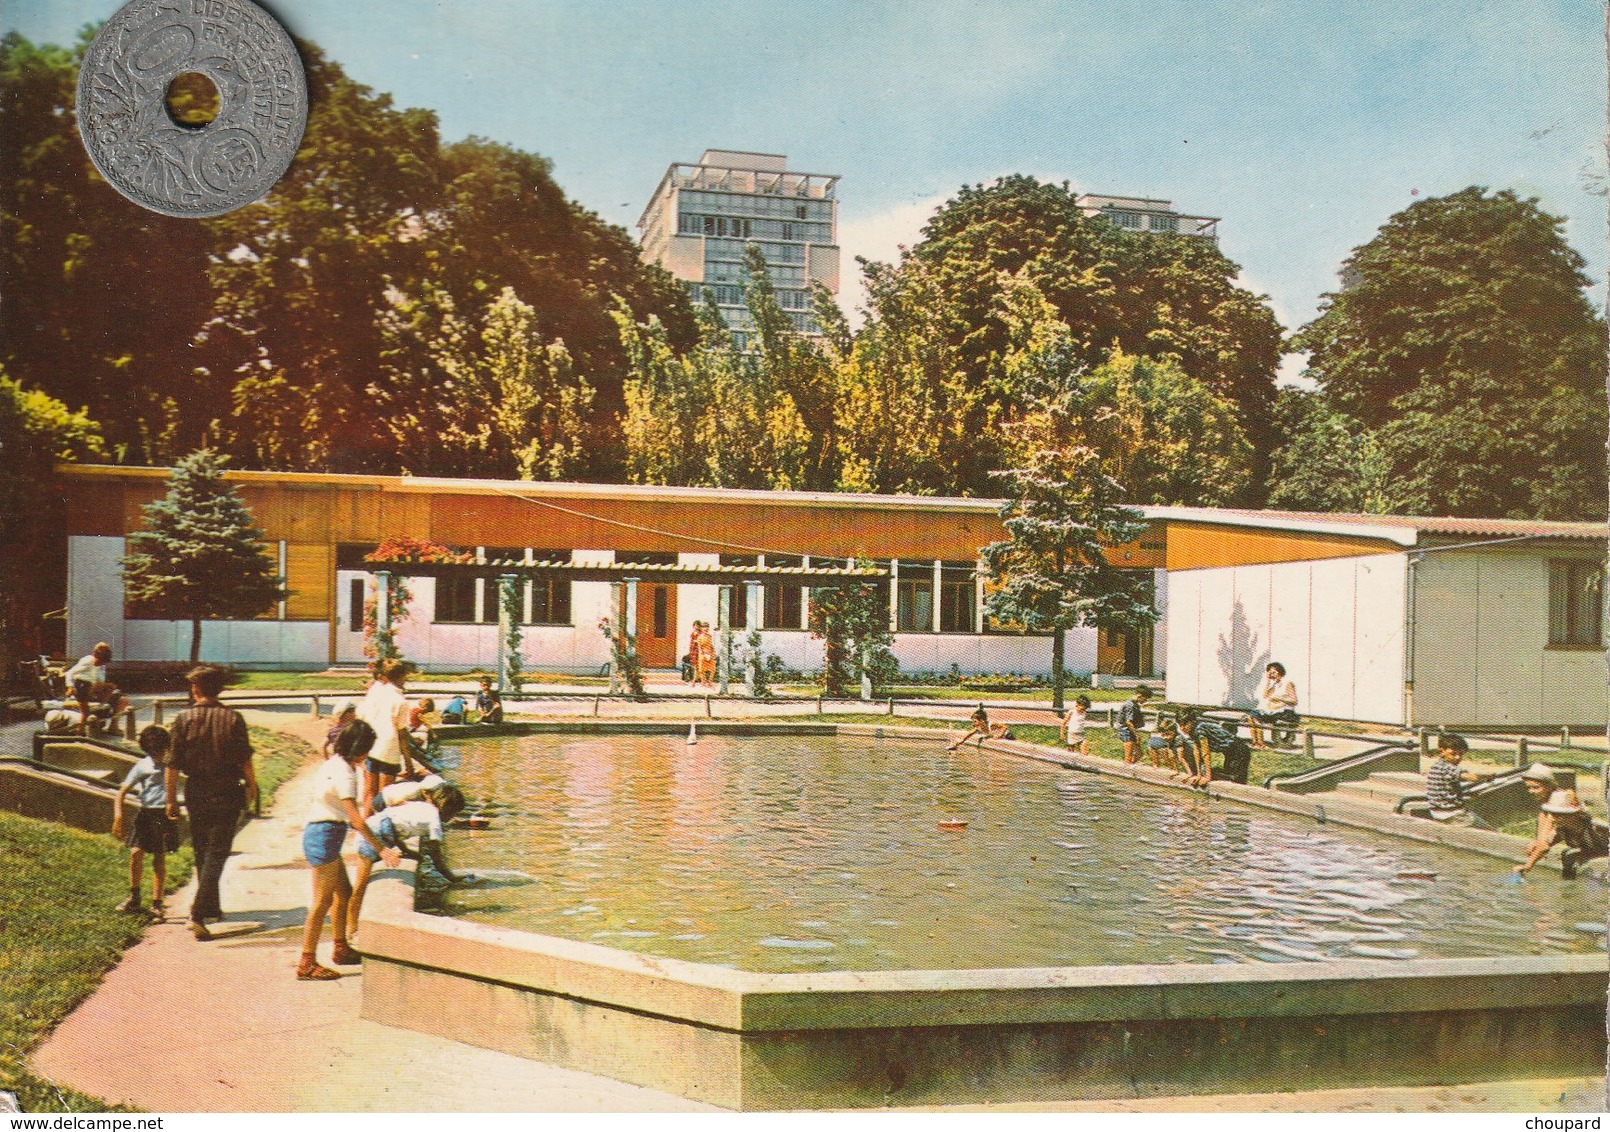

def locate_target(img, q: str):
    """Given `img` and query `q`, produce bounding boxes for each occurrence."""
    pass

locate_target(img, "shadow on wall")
[1215,598,1268,709]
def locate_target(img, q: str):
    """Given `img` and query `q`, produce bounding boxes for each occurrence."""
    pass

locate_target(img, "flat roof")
[59,465,1599,547]
[59,464,1007,515]
[1149,505,1606,546]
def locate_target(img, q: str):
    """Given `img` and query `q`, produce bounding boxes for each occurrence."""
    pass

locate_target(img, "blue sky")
[8,0,1605,359]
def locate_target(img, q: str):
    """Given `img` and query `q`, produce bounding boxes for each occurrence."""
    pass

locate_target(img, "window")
[434,575,478,623]
[1549,560,1603,648]
[1106,209,1143,228]
[938,562,976,633]
[763,555,803,628]
[896,563,934,632]
[528,549,571,625]
[652,586,669,639]
[349,578,365,633]
[1147,214,1179,233]
[719,555,755,628]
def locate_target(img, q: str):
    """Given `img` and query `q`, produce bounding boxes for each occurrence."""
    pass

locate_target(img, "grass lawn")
[0,725,317,1112]
[0,812,174,1112]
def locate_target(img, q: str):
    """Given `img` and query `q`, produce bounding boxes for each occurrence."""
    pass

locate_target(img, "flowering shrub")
[361,538,472,664]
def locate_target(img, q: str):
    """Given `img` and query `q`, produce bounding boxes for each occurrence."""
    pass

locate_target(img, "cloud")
[833,194,949,328]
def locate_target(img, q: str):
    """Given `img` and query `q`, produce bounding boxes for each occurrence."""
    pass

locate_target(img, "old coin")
[76,0,307,218]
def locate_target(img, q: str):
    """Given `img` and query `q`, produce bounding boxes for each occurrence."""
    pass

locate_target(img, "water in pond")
[438,733,1607,973]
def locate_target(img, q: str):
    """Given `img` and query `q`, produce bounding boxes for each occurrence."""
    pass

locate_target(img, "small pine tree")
[121,450,287,664]
[982,279,1159,711]
[982,445,1156,711]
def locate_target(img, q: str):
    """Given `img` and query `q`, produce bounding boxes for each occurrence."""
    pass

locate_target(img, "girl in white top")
[356,657,415,816]
[297,719,400,980]
[1060,694,1091,755]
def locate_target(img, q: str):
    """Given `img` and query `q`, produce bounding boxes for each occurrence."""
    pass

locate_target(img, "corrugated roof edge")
[1144,505,1605,545]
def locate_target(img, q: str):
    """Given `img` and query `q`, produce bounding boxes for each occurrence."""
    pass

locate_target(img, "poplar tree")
[121,450,287,664]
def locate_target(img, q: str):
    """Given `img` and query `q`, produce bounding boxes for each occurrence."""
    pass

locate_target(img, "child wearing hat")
[1515,764,1609,879]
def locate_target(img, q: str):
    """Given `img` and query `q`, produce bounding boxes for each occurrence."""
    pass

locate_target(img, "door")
[635,582,678,668]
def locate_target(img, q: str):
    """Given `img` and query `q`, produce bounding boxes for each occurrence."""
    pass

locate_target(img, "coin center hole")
[164,71,220,129]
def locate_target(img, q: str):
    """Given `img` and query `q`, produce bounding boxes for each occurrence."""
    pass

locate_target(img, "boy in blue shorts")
[1117,686,1151,764]
[112,725,179,917]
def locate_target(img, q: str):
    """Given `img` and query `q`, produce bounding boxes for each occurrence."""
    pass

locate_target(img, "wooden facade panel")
[1166,522,1396,571]
[60,467,1163,567]
[65,490,132,538]
[417,492,1003,560]
[284,543,334,621]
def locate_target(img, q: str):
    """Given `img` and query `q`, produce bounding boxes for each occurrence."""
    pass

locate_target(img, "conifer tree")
[121,450,287,663]
[981,293,1156,710]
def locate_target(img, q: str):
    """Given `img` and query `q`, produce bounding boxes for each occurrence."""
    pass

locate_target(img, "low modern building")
[54,466,1605,728]
[638,149,840,347]
[59,465,1164,681]
[1158,507,1607,729]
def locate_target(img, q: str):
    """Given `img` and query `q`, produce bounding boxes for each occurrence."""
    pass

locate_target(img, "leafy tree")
[1265,389,1409,514]
[121,451,287,664]
[0,371,106,670]
[616,258,818,490]
[981,316,1156,711]
[809,560,896,697]
[0,31,214,465]
[902,175,1283,493]
[993,276,1254,506]
[375,284,594,478]
[831,257,999,494]
[1290,187,1607,519]
[1081,349,1253,507]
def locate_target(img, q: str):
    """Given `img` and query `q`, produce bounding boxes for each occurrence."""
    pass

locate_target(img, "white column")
[931,559,942,633]
[746,580,763,695]
[496,573,517,692]
[624,578,639,668]
[889,559,900,632]
[717,584,732,695]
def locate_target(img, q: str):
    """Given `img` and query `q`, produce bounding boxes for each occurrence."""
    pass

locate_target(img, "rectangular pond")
[438,732,1606,971]
[355,725,1608,1109]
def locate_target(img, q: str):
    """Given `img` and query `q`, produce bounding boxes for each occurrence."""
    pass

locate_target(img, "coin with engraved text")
[76,0,307,218]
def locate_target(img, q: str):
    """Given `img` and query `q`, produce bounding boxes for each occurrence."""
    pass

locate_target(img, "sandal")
[330,943,362,965]
[296,960,341,981]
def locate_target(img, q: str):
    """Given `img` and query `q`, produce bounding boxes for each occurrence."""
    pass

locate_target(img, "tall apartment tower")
[638,150,840,347]
[1075,194,1219,242]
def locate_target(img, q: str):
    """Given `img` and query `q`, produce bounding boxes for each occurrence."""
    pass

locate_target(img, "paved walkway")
[27,711,1607,1113]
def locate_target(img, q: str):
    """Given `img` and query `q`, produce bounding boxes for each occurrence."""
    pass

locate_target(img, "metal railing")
[1262,742,1419,794]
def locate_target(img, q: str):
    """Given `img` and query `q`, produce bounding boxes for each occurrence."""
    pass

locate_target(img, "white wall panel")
[1164,571,1202,705]
[1350,557,1406,724]
[1166,556,1405,723]
[1307,558,1359,721]
[67,536,127,658]
[1470,554,1543,726]
[1411,554,1479,726]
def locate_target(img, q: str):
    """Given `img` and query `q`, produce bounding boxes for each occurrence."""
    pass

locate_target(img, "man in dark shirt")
[164,665,257,940]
